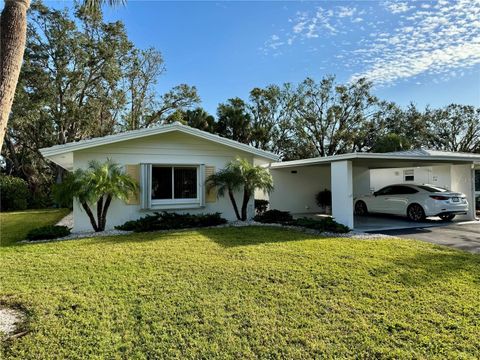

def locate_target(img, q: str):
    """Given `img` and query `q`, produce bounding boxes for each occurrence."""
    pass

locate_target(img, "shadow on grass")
[195,226,320,248]
[374,246,480,286]
[72,226,316,248]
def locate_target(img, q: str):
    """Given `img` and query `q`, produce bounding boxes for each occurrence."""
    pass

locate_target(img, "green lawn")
[1,223,479,358]
[0,209,70,246]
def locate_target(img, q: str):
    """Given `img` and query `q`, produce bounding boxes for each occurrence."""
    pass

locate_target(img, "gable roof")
[40,122,280,169]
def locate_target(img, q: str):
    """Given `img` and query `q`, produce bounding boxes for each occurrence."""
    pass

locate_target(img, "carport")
[267,150,480,231]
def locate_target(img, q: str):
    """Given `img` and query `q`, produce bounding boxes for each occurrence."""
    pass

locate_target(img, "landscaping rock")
[0,308,24,338]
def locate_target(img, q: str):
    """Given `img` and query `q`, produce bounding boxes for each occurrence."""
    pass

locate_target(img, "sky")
[42,0,480,114]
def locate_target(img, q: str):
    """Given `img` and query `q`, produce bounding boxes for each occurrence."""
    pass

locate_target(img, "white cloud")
[338,6,356,18]
[384,1,414,14]
[350,0,480,85]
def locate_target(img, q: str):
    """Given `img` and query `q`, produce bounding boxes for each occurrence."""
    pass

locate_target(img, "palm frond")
[83,0,126,11]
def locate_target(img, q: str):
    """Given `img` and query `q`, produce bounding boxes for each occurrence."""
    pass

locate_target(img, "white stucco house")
[40,123,480,232]
[40,123,279,232]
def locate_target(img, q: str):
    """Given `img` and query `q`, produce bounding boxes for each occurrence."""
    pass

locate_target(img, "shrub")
[26,225,71,241]
[116,212,227,232]
[254,199,269,214]
[253,209,349,233]
[0,175,29,211]
[253,209,293,224]
[315,189,332,208]
[294,217,350,233]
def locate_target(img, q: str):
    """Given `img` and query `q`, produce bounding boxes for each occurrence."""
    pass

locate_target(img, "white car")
[354,184,469,222]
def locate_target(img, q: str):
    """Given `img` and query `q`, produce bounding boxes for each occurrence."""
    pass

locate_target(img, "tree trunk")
[99,194,112,231]
[227,188,241,220]
[81,202,99,232]
[96,196,104,231]
[240,188,250,221]
[0,0,31,149]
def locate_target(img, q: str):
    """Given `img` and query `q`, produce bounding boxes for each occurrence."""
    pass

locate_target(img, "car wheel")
[407,204,426,222]
[354,201,368,216]
[439,214,455,221]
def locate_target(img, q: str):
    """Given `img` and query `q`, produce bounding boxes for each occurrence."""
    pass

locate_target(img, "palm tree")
[0,0,124,149]
[206,158,273,221]
[54,159,138,232]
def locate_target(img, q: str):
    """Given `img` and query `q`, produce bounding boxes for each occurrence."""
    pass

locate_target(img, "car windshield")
[417,185,448,193]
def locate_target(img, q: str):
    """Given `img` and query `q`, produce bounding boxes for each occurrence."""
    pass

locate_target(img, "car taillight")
[430,195,449,200]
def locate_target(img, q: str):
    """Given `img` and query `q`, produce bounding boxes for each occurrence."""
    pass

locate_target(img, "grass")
[1,222,479,359]
[0,209,70,246]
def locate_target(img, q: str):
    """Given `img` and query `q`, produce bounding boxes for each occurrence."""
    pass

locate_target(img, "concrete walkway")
[373,222,480,254]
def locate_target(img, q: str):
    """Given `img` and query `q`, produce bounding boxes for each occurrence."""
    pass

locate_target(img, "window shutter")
[140,164,152,209]
[205,165,217,203]
[125,165,140,205]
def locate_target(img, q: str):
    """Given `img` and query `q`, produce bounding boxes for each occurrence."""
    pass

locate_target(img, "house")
[40,122,279,232]
[41,124,480,232]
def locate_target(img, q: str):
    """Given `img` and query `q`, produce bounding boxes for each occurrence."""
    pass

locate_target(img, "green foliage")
[1,226,479,358]
[0,208,70,246]
[216,98,252,143]
[254,209,349,233]
[253,209,293,224]
[254,199,269,214]
[0,175,29,211]
[116,212,227,232]
[55,159,138,231]
[206,158,274,221]
[315,189,332,208]
[26,225,71,241]
[371,133,412,153]
[294,217,350,233]
[165,107,215,133]
[2,3,199,205]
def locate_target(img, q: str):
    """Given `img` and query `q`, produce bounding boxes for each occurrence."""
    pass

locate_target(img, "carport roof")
[269,149,480,169]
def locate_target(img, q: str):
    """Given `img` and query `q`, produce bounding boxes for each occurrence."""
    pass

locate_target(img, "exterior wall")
[352,166,371,197]
[72,131,256,232]
[268,165,331,213]
[370,164,475,220]
[370,165,452,190]
[331,161,354,228]
[450,164,476,220]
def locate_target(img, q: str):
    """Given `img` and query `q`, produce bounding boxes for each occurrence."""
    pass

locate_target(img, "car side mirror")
[373,191,378,197]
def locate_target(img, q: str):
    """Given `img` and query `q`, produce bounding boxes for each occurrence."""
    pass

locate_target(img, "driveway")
[374,222,480,254]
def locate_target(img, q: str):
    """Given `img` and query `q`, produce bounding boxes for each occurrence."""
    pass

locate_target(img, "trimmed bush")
[315,189,332,208]
[294,217,350,233]
[253,209,293,224]
[254,199,269,214]
[26,225,71,241]
[116,212,227,232]
[0,175,29,211]
[253,208,349,233]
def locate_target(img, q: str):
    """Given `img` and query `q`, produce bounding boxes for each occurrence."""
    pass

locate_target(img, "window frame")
[149,164,201,207]
[403,169,415,182]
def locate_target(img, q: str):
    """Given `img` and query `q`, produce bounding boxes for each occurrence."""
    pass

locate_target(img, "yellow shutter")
[125,164,140,205]
[205,165,217,203]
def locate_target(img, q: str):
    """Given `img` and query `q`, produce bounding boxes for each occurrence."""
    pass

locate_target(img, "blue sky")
[48,1,480,114]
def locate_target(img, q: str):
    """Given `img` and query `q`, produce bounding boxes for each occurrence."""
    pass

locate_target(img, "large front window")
[152,166,198,201]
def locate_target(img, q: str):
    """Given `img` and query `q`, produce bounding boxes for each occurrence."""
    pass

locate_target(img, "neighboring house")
[40,123,279,232]
[41,125,480,232]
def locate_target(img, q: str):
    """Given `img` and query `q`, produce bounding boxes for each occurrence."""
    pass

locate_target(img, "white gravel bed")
[55,212,73,227]
[21,220,395,244]
[0,308,24,338]
[225,220,397,239]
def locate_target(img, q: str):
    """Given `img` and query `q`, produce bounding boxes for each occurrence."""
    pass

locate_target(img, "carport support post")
[331,160,354,229]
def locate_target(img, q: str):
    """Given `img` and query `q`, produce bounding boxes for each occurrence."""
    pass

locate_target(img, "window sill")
[146,203,204,211]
